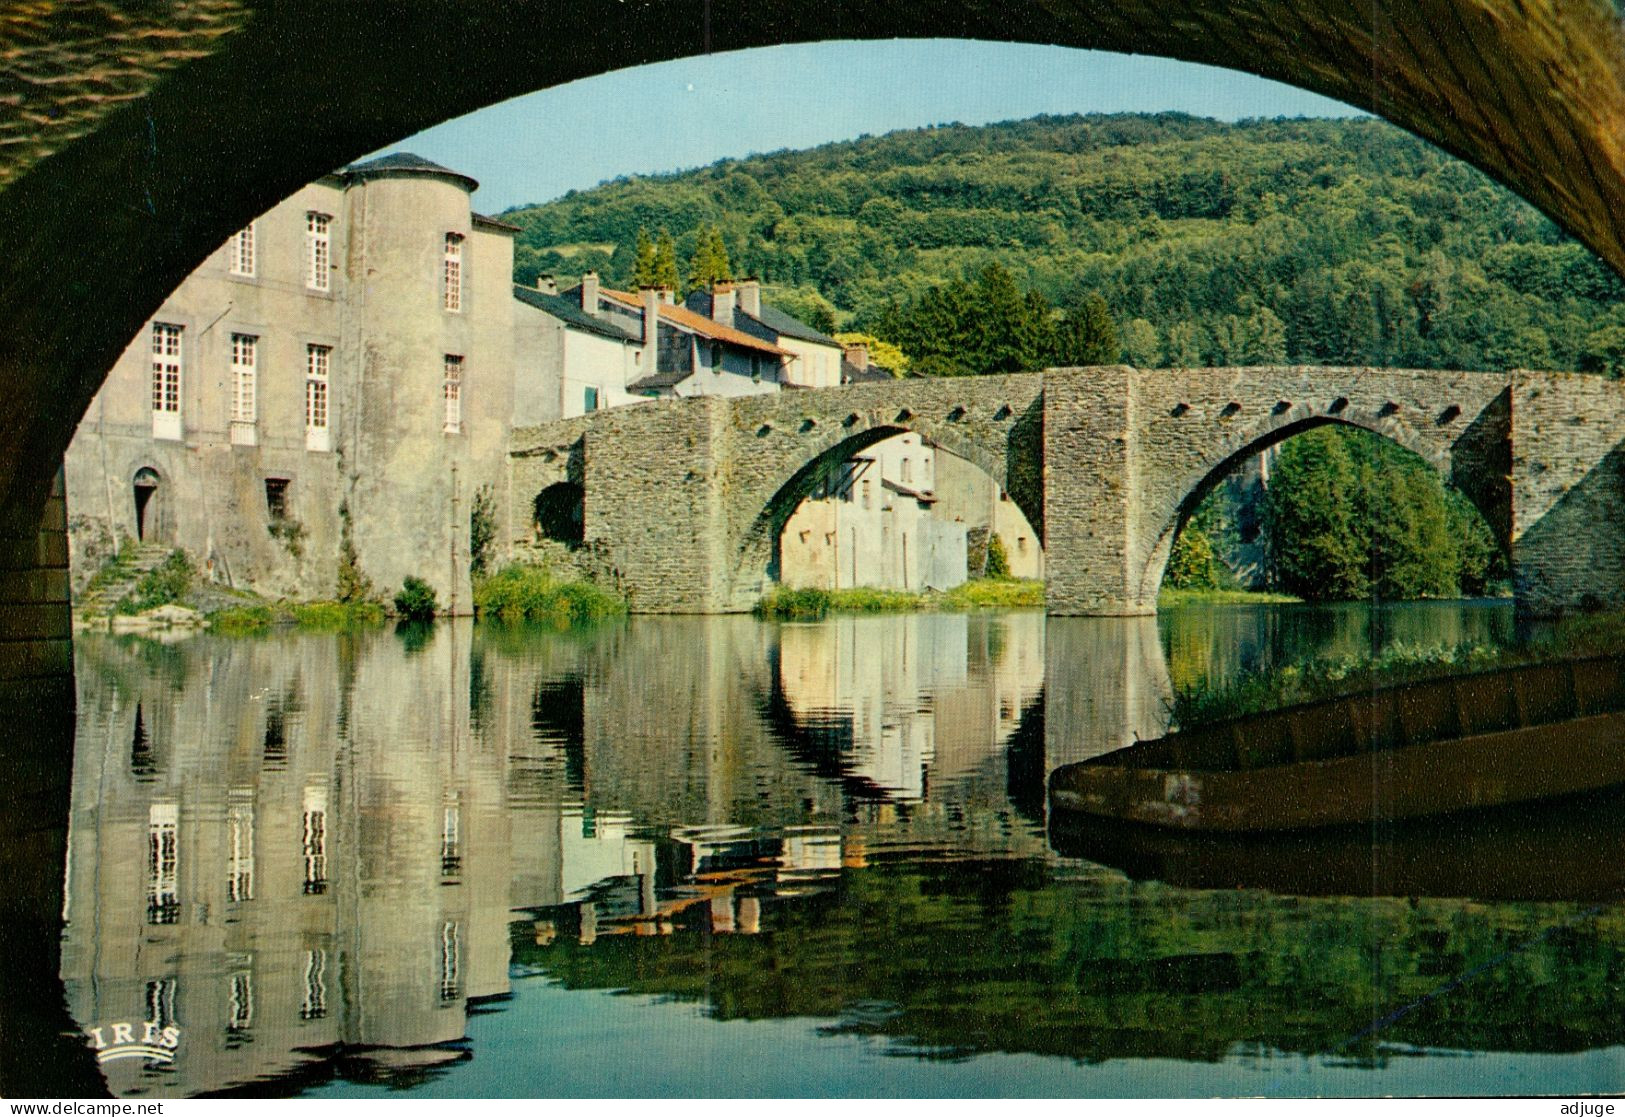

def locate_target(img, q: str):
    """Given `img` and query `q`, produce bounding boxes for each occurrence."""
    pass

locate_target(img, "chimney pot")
[537,274,557,295]
[710,280,736,325]
[640,285,661,350]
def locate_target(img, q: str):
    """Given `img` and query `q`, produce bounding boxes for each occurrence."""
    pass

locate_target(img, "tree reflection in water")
[50,603,1621,1099]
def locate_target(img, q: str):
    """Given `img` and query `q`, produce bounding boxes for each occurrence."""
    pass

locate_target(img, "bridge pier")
[515,366,1625,620]
[1509,372,1625,615]
[1042,368,1156,616]
[580,397,735,613]
[0,466,100,1095]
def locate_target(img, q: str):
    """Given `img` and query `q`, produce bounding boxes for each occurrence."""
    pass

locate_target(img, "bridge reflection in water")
[57,603,1621,1098]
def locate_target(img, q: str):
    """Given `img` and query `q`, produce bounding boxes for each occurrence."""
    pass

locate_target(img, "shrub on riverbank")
[394,576,438,622]
[115,550,194,615]
[207,600,386,633]
[473,564,626,626]
[1170,607,1625,729]
[757,579,1044,618]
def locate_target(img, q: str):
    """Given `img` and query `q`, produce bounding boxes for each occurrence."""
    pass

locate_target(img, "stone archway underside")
[6,0,1625,535]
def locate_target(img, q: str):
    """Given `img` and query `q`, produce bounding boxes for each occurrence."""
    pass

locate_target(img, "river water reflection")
[57,601,1625,1097]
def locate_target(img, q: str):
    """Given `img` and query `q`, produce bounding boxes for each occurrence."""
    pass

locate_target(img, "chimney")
[537,274,557,295]
[710,280,736,324]
[737,278,761,318]
[844,342,870,373]
[580,271,600,316]
[659,287,675,305]
[640,285,661,349]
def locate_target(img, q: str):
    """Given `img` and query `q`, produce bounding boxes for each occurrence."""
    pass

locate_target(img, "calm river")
[53,601,1625,1097]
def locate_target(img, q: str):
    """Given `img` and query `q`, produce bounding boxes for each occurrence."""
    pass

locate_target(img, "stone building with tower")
[64,152,1043,610]
[63,154,519,611]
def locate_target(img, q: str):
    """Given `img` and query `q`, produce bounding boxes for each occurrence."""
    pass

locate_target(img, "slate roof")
[513,285,642,343]
[343,151,479,192]
[682,290,843,348]
[474,212,519,233]
[742,303,842,347]
[627,367,693,392]
[597,287,788,356]
[842,360,894,384]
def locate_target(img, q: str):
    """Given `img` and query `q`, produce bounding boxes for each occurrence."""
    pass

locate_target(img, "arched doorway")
[131,467,168,544]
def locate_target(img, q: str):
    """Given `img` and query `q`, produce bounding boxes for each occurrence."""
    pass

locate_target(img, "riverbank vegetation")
[755,578,1044,619]
[472,563,627,626]
[1170,608,1625,728]
[113,550,195,615]
[207,600,386,634]
[1167,425,1505,602]
[1157,587,1301,606]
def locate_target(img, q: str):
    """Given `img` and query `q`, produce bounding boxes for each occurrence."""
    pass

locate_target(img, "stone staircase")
[74,543,173,617]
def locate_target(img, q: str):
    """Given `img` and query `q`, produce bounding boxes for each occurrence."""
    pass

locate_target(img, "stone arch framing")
[1125,367,1514,605]
[6,0,1625,541]
[716,378,1045,609]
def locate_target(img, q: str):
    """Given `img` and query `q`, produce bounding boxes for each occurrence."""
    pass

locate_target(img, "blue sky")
[376,40,1364,214]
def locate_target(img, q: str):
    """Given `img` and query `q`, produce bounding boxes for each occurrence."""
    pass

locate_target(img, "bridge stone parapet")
[1508,371,1625,614]
[511,365,1625,617]
[1116,366,1516,613]
[714,376,1045,610]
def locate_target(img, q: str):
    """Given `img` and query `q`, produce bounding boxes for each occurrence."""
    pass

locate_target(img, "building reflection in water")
[62,627,509,1096]
[61,612,1067,1095]
[64,603,1472,1096]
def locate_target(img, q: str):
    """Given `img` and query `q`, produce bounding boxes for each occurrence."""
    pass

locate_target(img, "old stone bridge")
[509,365,1625,616]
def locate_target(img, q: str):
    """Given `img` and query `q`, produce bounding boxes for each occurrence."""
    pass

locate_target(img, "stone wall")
[1509,371,1625,614]
[0,467,71,684]
[512,366,1625,617]
[1121,366,1516,611]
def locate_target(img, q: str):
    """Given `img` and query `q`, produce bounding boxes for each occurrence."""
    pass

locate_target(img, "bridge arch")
[711,379,1045,607]
[1133,406,1510,604]
[5,1,1625,543]
[729,421,1030,601]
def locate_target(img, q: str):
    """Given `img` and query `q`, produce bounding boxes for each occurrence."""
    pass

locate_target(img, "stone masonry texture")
[511,366,1624,618]
[8,0,1625,697]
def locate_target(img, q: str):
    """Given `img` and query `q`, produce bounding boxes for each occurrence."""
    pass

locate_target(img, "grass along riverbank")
[1170,608,1625,729]
[1158,587,1302,606]
[207,600,387,633]
[206,565,628,632]
[756,579,1044,619]
[472,563,626,626]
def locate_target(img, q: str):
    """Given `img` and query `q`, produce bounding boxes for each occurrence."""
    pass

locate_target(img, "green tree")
[985,534,1012,579]
[1166,525,1223,589]
[1164,321,1203,367]
[834,331,909,375]
[1120,318,1161,367]
[1580,324,1625,378]
[630,228,659,288]
[653,229,681,290]
[1052,292,1119,366]
[1262,428,1369,599]
[686,223,733,293]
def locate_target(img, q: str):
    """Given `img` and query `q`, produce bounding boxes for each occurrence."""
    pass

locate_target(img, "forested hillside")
[502,113,1625,376]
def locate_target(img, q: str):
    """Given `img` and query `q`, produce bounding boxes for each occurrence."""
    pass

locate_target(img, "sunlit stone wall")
[513,365,1625,617]
[1509,371,1625,613]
